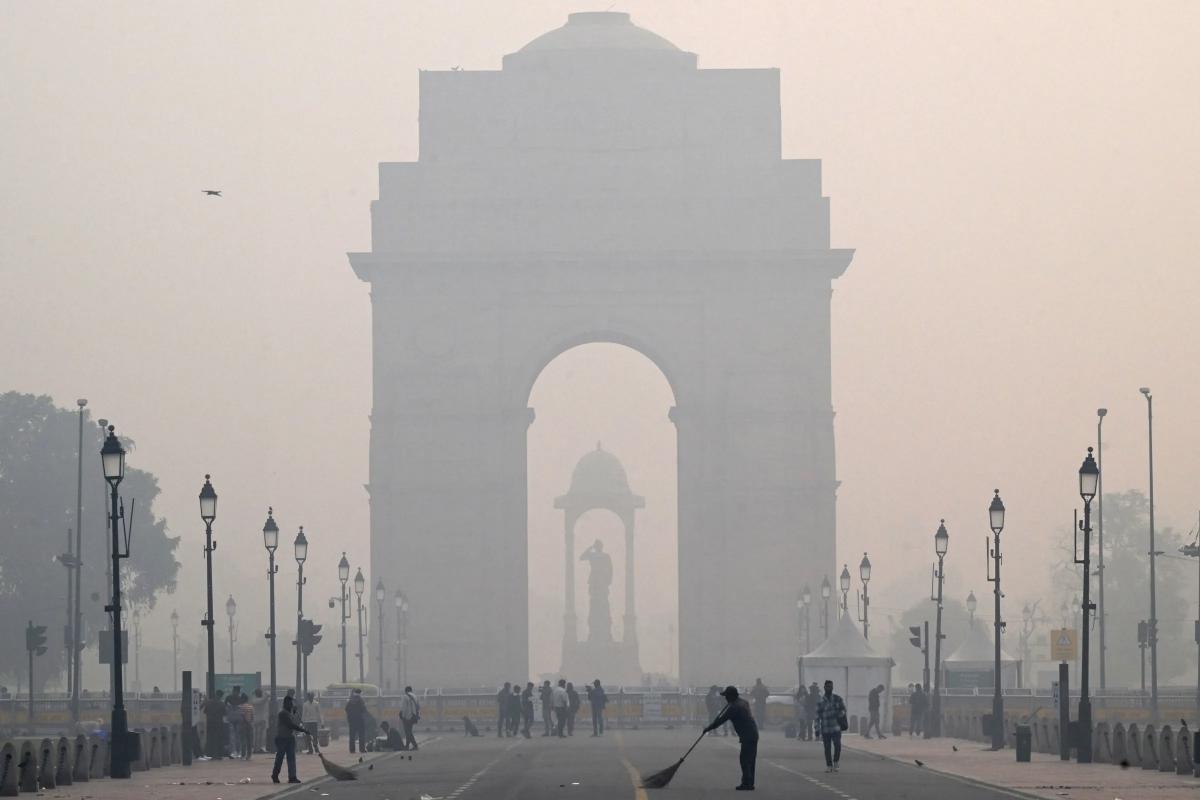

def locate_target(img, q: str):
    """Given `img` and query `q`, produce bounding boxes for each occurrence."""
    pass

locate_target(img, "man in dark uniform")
[496,682,511,737]
[703,686,759,791]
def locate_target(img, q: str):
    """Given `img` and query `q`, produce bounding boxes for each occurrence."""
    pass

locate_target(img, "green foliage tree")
[0,392,179,690]
[1054,490,1190,689]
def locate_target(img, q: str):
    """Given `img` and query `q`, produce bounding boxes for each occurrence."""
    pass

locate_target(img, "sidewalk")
[848,734,1199,800]
[32,748,394,800]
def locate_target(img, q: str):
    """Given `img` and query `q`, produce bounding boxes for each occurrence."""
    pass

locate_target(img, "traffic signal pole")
[27,621,47,723]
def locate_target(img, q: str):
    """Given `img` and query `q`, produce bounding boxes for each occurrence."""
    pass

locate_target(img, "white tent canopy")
[798,612,895,728]
[943,620,1020,690]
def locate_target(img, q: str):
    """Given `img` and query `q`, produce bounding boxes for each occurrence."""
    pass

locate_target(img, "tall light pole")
[375,581,385,686]
[338,553,350,683]
[1139,386,1159,714]
[801,585,812,654]
[170,610,179,692]
[1076,446,1099,763]
[133,609,141,694]
[987,489,1006,750]
[1182,513,1200,717]
[293,527,307,697]
[1096,407,1107,690]
[199,475,218,705]
[839,565,851,617]
[394,590,407,690]
[262,509,279,730]
[100,425,131,778]
[71,397,86,723]
[857,553,872,640]
[929,519,948,739]
[820,577,831,640]
[354,568,366,683]
[1019,604,1033,688]
[967,591,977,626]
[226,596,238,673]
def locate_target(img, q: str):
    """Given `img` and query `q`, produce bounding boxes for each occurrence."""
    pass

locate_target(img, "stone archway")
[351,11,853,687]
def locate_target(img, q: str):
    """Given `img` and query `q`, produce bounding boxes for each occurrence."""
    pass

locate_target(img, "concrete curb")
[844,743,1047,800]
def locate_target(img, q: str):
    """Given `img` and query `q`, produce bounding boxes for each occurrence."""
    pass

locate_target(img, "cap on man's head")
[720,685,739,700]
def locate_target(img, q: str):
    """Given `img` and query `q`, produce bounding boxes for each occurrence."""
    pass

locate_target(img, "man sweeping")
[703,686,758,791]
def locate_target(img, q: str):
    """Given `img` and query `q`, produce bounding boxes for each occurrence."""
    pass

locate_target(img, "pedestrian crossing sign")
[1050,628,1077,661]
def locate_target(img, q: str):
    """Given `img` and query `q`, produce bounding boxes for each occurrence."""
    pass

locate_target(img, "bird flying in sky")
[201,189,222,196]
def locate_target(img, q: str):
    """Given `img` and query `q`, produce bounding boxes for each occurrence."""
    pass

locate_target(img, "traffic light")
[298,619,323,656]
[908,625,923,650]
[1137,620,1148,646]
[26,621,48,656]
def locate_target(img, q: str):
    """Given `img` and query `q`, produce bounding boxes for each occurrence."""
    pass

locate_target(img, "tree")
[1053,490,1190,689]
[0,392,179,690]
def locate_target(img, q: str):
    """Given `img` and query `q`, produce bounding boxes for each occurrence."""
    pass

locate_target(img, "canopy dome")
[519,12,679,53]
[567,443,631,496]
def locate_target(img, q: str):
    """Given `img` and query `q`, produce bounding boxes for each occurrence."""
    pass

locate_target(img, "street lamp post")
[375,581,385,686]
[100,425,131,778]
[263,509,279,730]
[967,591,977,626]
[354,568,366,683]
[71,397,86,724]
[820,578,831,640]
[226,596,237,673]
[801,586,812,654]
[1096,408,1108,690]
[338,554,350,683]
[199,475,218,708]
[987,490,1006,750]
[133,609,141,694]
[839,565,851,617]
[394,591,407,689]
[1076,446,1099,763]
[170,610,179,692]
[929,519,948,739]
[1139,387,1159,714]
[857,553,872,640]
[1183,512,1200,716]
[293,527,307,698]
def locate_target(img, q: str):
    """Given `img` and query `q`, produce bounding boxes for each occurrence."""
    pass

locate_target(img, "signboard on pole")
[1050,629,1077,661]
[211,672,262,696]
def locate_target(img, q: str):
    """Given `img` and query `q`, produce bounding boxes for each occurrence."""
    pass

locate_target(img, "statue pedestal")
[560,638,643,685]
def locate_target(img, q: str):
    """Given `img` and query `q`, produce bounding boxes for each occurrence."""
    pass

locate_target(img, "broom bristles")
[317,752,359,781]
[640,758,683,789]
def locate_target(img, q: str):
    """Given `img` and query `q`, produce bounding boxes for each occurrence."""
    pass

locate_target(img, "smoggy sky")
[3,1,1198,685]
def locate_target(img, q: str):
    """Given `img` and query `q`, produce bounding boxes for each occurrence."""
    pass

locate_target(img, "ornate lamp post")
[801,585,812,654]
[929,519,949,739]
[199,475,218,706]
[1076,446,1099,763]
[967,591,977,626]
[820,577,831,640]
[1139,387,1159,713]
[857,553,872,640]
[987,489,1006,750]
[338,553,350,683]
[100,425,132,778]
[394,590,409,689]
[71,397,86,724]
[839,565,851,616]
[170,610,179,692]
[375,581,385,686]
[354,567,366,682]
[262,509,279,736]
[1071,595,1081,630]
[1096,407,1108,690]
[293,527,308,696]
[226,595,238,673]
[132,609,142,695]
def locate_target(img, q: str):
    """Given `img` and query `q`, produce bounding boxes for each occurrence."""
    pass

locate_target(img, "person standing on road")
[587,679,607,736]
[539,680,554,736]
[552,679,570,737]
[204,690,227,760]
[865,684,886,739]
[816,680,848,773]
[908,685,925,737]
[566,682,580,736]
[238,693,255,760]
[507,684,522,737]
[703,686,759,791]
[398,686,420,751]
[750,678,770,728]
[496,682,512,737]
[301,692,322,754]
[345,689,368,753]
[804,682,820,741]
[521,682,535,738]
[794,684,810,741]
[271,695,307,784]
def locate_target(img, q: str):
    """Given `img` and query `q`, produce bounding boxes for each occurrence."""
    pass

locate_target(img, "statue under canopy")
[580,538,614,642]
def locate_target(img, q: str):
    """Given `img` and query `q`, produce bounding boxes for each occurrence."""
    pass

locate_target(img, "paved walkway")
[30,747,394,800]
[848,734,1200,800]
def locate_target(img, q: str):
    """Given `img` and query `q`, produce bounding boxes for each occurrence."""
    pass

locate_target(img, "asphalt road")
[265,728,1034,800]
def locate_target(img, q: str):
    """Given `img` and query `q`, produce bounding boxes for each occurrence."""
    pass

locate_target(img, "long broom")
[313,742,358,781]
[640,729,708,789]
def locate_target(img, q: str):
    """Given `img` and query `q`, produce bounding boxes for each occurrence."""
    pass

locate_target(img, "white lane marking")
[719,738,858,800]
[445,738,522,799]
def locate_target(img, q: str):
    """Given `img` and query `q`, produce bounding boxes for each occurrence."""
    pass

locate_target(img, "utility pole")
[72,397,86,723]
[1096,408,1107,690]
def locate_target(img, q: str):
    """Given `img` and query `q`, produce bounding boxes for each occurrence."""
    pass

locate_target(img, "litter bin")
[1015,724,1031,762]
[318,728,330,748]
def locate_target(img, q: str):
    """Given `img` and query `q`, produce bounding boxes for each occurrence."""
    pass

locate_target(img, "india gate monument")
[350,12,853,687]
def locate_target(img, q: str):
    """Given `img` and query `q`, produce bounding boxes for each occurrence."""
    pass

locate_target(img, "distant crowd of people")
[495,678,608,738]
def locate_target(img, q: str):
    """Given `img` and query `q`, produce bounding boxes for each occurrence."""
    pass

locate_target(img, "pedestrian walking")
[521,683,535,739]
[398,686,420,751]
[804,682,820,741]
[496,682,511,737]
[865,684,886,739]
[270,695,307,784]
[238,693,255,760]
[345,688,368,753]
[301,692,322,754]
[750,678,769,728]
[795,684,810,741]
[566,682,580,736]
[908,685,925,737]
[552,679,570,737]
[539,680,554,736]
[252,688,268,753]
[816,680,848,773]
[702,686,759,791]
[587,679,607,736]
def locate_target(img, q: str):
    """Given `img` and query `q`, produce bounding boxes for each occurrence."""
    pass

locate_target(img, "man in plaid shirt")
[815,680,847,772]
